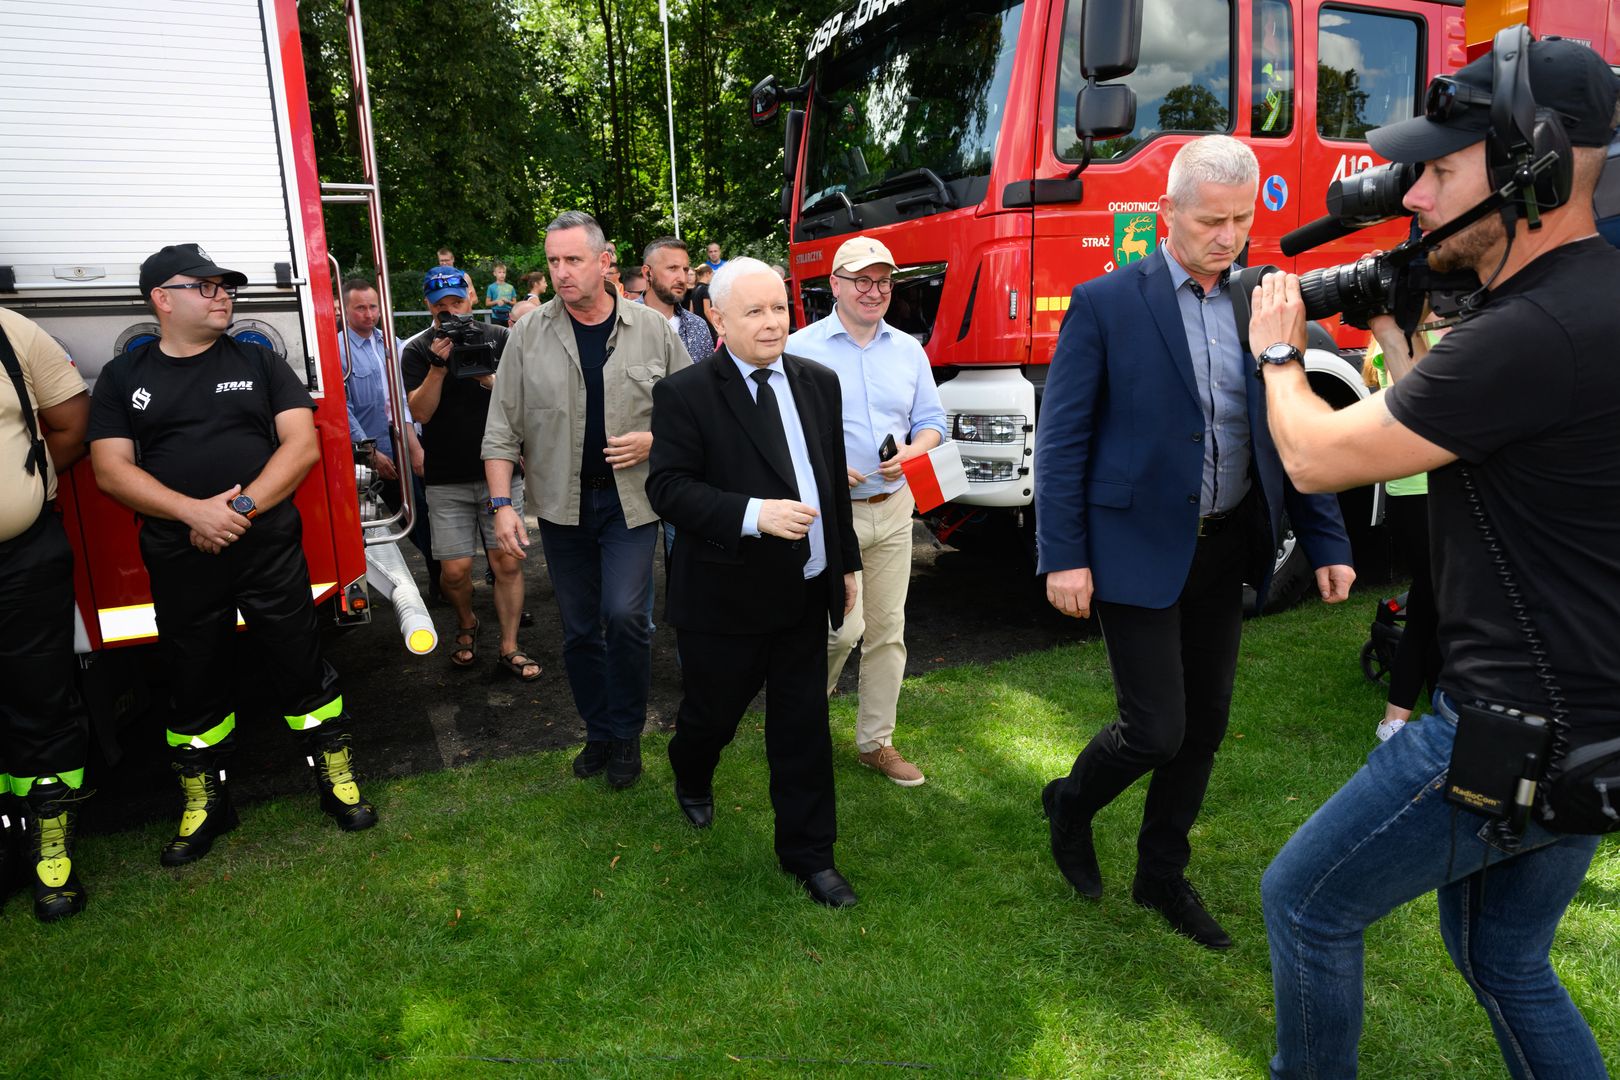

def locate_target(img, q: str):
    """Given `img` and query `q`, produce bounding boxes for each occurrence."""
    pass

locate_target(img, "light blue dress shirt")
[341,326,403,460]
[786,311,947,500]
[1162,243,1252,516]
[730,351,826,579]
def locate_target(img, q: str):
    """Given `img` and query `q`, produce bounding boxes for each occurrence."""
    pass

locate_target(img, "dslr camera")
[1250,162,1479,332]
[433,313,499,379]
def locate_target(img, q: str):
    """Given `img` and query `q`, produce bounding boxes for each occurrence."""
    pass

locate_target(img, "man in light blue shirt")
[786,235,946,787]
[340,277,435,582]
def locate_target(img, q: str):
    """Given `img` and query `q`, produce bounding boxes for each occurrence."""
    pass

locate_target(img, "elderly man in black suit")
[646,257,862,908]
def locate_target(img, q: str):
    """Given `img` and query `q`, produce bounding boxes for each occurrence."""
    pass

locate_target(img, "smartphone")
[878,433,898,462]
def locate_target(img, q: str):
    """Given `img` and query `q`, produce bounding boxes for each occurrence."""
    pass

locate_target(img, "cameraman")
[1250,37,1620,1077]
[403,267,535,681]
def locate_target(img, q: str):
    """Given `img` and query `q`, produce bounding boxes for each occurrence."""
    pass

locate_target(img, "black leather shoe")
[572,741,610,778]
[1041,779,1102,899]
[606,737,642,790]
[1132,875,1233,950]
[520,609,534,628]
[796,867,859,909]
[674,784,713,828]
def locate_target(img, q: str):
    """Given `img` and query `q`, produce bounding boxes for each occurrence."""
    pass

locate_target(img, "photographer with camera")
[402,266,535,681]
[1250,33,1620,1077]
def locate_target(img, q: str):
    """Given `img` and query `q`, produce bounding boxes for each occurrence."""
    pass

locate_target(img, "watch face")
[1263,343,1301,364]
[231,495,255,513]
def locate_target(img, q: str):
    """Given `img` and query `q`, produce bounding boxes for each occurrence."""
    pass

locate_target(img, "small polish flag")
[900,442,970,513]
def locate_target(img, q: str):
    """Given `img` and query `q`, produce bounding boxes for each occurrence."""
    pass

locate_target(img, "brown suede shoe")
[858,746,926,787]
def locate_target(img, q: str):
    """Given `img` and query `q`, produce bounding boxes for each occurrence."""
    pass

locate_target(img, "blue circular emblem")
[1263,175,1289,212]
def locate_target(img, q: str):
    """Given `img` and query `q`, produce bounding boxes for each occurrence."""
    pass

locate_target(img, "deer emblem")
[1116,215,1154,264]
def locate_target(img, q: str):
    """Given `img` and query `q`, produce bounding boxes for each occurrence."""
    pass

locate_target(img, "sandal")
[498,649,542,683]
[450,619,480,667]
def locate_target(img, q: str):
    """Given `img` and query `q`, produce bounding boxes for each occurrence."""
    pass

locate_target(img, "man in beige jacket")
[483,211,691,788]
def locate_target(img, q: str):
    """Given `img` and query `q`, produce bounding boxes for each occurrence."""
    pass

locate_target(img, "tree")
[1157,84,1229,133]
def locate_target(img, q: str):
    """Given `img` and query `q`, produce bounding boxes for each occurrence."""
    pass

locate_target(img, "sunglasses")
[1424,75,1492,123]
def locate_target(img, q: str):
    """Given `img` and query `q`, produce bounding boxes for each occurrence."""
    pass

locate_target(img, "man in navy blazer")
[1034,136,1355,949]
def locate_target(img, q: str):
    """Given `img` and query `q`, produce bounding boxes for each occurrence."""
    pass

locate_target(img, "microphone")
[1280,214,1360,257]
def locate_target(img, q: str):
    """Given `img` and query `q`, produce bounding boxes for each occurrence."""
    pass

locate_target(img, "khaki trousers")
[826,487,914,751]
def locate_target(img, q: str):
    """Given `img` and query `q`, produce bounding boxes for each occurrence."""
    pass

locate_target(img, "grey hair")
[642,235,688,264]
[545,210,608,253]
[1165,135,1260,207]
[709,256,777,312]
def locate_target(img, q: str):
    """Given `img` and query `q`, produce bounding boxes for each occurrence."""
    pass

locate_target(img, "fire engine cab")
[0,0,424,736]
[751,0,1620,596]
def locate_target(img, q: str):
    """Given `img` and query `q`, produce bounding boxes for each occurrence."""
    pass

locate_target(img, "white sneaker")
[1376,718,1407,742]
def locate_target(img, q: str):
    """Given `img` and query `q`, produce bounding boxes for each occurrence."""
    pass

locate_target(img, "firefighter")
[87,245,377,866]
[0,307,92,920]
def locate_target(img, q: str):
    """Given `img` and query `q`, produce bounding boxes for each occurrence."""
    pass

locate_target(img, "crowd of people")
[1,31,1617,1078]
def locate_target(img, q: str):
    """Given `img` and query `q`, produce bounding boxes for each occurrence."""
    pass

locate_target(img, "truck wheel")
[1246,514,1314,615]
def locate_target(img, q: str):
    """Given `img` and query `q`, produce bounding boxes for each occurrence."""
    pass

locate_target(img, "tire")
[1251,513,1314,615]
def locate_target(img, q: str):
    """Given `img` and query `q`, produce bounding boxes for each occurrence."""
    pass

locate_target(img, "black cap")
[1369,36,1620,164]
[138,243,249,296]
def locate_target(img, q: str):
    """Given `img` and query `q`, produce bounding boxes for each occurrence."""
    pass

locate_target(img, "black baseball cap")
[139,243,249,295]
[1368,36,1620,164]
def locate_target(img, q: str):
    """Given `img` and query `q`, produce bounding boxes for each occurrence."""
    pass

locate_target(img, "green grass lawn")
[5,597,1617,1079]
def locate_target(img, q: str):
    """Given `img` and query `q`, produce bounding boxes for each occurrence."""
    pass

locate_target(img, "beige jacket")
[482,293,692,527]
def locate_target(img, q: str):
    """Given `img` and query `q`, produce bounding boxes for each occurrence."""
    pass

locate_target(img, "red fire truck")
[0,0,424,738]
[750,0,1619,599]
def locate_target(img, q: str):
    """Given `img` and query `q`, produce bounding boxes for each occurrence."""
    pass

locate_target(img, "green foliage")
[300,0,841,297]
[2,598,1617,1077]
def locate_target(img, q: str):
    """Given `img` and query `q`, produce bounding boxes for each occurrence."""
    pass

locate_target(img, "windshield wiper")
[800,190,862,233]
[872,168,955,211]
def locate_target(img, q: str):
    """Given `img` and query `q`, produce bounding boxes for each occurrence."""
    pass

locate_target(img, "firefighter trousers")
[139,502,346,758]
[0,505,90,795]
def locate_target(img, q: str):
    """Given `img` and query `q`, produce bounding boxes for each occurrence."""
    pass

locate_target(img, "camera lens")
[1325,162,1422,225]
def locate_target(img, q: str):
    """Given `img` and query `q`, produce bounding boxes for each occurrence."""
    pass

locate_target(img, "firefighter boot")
[0,793,26,909]
[305,732,377,832]
[24,780,87,922]
[161,765,238,867]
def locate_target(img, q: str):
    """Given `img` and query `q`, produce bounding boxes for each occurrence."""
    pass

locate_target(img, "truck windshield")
[800,0,1024,212]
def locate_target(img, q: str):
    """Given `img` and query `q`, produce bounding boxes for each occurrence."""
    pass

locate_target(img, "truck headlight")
[950,413,1025,444]
[961,457,1018,483]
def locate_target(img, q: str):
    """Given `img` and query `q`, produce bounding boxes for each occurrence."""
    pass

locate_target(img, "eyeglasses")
[1424,75,1492,123]
[833,272,895,295]
[624,287,647,300]
[160,281,238,299]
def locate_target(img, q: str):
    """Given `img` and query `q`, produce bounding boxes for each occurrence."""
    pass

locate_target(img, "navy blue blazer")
[1033,248,1352,609]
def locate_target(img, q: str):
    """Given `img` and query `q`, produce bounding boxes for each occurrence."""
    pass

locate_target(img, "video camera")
[1245,162,1480,333]
[433,313,499,379]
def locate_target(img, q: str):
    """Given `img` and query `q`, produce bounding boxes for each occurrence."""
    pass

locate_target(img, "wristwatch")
[230,493,258,519]
[485,497,513,515]
[1256,341,1304,374]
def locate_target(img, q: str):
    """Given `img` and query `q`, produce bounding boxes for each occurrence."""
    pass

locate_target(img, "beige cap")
[831,235,897,274]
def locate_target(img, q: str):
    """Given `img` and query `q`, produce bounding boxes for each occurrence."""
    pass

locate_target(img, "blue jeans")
[1262,692,1604,1079]
[537,486,656,741]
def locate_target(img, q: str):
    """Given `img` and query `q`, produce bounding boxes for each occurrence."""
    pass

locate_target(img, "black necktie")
[750,368,798,494]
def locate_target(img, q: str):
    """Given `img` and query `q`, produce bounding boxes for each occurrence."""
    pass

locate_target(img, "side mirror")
[1076,83,1137,141]
[750,75,782,127]
[784,108,805,184]
[1081,0,1143,81]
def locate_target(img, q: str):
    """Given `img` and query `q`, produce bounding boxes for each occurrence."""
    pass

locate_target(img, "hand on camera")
[1249,272,1308,358]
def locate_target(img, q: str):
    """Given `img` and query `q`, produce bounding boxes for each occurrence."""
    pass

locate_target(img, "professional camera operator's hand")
[493,505,529,561]
[1046,567,1094,619]
[1315,564,1355,604]
[1249,271,1309,358]
[183,484,253,549]
[427,335,453,369]
[758,499,818,540]
[604,431,652,470]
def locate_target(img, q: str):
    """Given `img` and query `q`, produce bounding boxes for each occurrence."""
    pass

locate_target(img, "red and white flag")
[900,442,969,513]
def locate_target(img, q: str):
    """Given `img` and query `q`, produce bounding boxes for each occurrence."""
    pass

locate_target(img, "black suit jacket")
[647,348,861,635]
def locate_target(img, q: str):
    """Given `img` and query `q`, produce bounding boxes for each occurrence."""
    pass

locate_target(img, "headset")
[1486,24,1574,230]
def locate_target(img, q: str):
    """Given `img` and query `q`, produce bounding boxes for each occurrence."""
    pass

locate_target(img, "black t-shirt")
[571,304,615,484]
[88,336,314,534]
[401,320,509,485]
[1386,237,1620,724]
